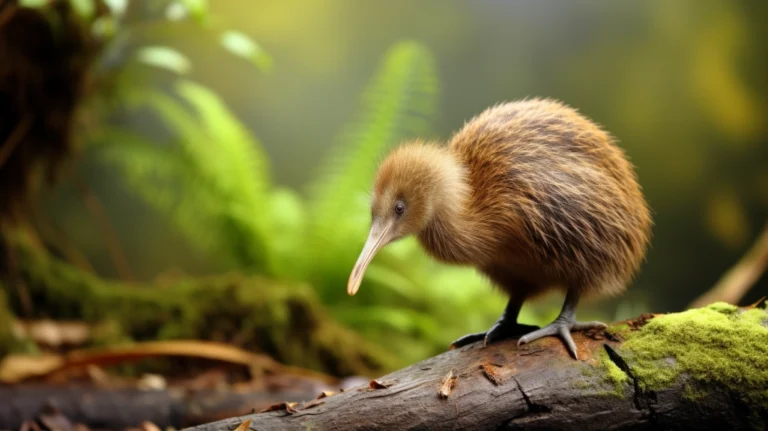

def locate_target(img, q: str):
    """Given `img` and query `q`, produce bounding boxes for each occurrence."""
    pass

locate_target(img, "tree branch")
[184,305,768,431]
[690,221,768,308]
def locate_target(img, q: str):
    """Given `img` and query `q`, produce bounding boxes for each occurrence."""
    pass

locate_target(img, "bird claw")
[517,318,606,360]
[449,332,486,349]
[450,322,540,349]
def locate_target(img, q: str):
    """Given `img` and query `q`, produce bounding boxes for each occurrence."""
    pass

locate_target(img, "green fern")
[95,127,223,256]
[98,80,273,270]
[305,40,440,294]
[263,187,309,281]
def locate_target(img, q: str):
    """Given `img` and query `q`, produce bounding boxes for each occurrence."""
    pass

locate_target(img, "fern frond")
[262,187,309,280]
[95,127,226,257]
[99,80,273,270]
[148,82,271,268]
[305,40,440,289]
[174,80,271,210]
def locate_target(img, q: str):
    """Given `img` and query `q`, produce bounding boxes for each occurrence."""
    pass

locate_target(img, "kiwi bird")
[346,98,652,360]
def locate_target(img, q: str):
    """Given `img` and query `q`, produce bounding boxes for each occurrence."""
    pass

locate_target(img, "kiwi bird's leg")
[450,296,539,349]
[517,289,606,360]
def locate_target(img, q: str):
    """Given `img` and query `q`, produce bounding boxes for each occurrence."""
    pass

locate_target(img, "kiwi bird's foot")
[450,322,540,349]
[517,318,606,360]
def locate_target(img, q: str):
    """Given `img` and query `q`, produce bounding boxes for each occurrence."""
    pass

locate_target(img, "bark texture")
[183,307,768,431]
[0,384,323,430]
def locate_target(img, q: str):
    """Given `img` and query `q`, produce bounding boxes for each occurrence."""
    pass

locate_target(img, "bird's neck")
[417,151,485,265]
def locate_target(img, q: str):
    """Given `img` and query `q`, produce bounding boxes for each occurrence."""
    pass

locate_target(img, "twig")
[73,175,134,282]
[689,221,768,308]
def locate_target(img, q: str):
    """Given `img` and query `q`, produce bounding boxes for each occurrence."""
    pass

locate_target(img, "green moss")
[682,382,709,402]
[705,301,739,315]
[601,349,630,385]
[606,321,631,334]
[571,379,591,390]
[748,413,766,431]
[580,365,596,377]
[743,306,768,326]
[620,302,768,406]
[595,348,630,398]
[2,240,397,376]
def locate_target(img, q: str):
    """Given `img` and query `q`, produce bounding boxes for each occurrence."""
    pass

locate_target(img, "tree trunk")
[184,304,768,431]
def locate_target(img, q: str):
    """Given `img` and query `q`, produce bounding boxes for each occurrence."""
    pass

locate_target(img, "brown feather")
[369,98,652,302]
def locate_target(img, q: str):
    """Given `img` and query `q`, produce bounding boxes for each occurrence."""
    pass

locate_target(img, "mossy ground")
[619,302,768,406]
[0,239,397,377]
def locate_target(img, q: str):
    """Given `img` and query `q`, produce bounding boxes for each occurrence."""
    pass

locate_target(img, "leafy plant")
[94,80,272,270]
[305,40,439,296]
[18,0,271,117]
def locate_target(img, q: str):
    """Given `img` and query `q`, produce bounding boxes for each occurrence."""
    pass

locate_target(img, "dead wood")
[182,306,768,431]
[690,221,768,309]
[0,384,322,430]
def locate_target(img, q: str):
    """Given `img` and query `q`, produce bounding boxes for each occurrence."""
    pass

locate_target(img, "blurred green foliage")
[305,41,438,296]
[18,0,768,365]
[95,81,273,271]
[91,37,525,363]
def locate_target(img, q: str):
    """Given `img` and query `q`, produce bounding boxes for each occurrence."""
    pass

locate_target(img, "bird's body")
[348,98,652,359]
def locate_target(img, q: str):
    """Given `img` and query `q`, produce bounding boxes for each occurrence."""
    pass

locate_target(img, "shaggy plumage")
[348,98,652,359]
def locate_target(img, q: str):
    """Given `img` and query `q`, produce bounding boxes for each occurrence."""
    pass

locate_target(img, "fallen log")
[0,384,322,430]
[184,302,768,431]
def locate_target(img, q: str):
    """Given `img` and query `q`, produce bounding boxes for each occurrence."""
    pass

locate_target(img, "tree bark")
[0,384,327,431]
[184,307,768,431]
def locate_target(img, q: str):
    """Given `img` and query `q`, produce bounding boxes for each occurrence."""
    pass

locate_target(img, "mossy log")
[0,239,395,377]
[185,303,768,431]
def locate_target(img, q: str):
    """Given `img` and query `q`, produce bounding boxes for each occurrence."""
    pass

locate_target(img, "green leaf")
[135,46,192,74]
[103,0,127,17]
[69,0,95,19]
[107,82,273,271]
[177,0,208,23]
[183,0,208,16]
[91,16,117,39]
[220,30,273,71]
[173,79,271,206]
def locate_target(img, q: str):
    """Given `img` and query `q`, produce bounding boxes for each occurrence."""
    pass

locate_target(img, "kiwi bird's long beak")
[347,219,394,296]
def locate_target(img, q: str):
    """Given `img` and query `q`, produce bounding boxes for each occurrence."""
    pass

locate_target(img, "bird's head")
[347,141,468,295]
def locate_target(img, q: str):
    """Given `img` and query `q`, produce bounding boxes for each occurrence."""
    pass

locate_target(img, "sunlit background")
[4,0,767,373]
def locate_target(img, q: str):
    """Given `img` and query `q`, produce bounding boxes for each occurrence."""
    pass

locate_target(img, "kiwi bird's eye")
[394,201,405,215]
